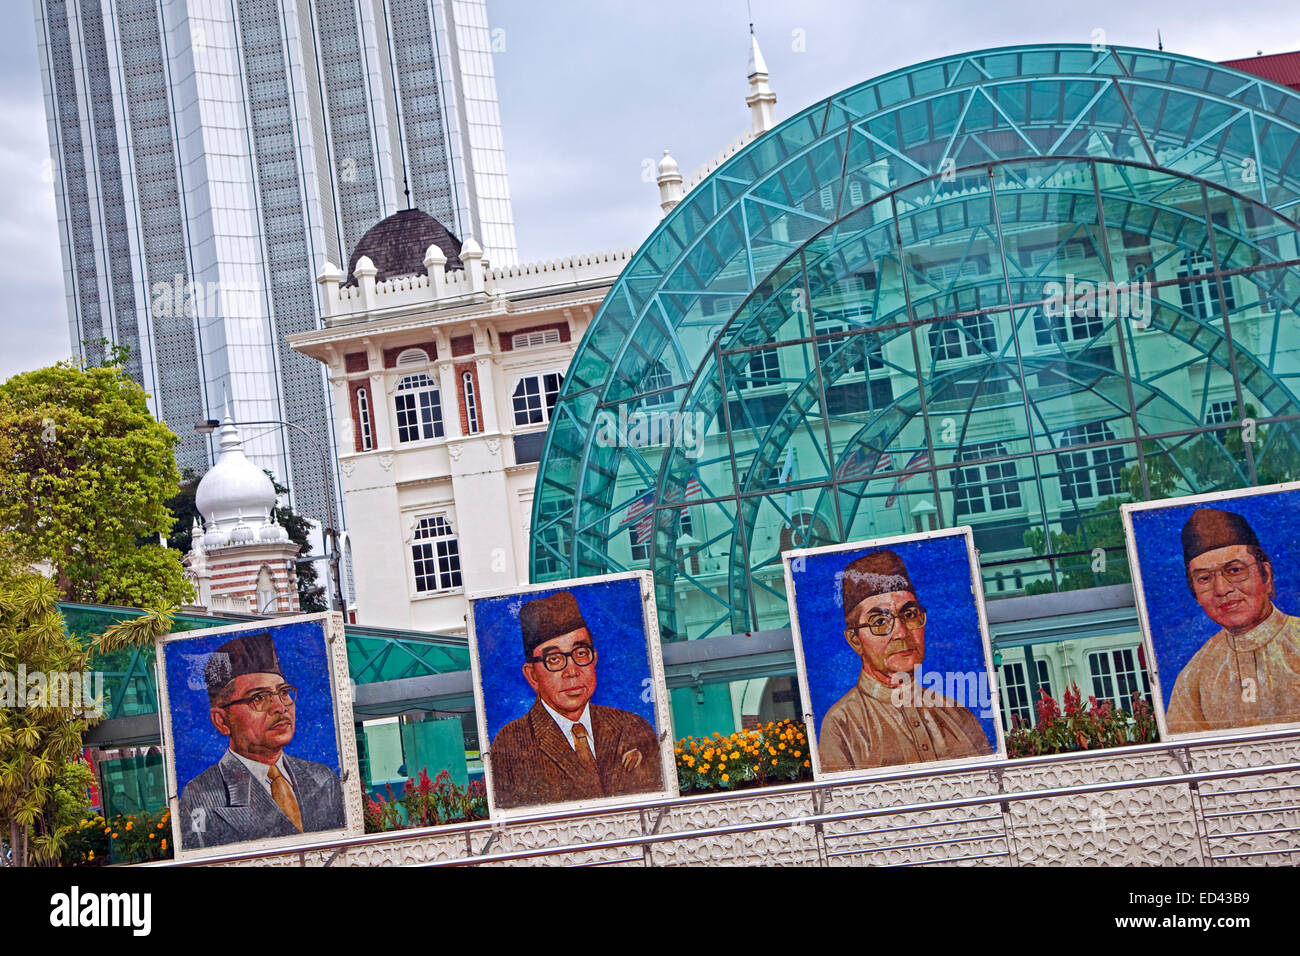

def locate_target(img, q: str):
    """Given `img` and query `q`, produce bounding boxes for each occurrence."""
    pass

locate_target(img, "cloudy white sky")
[2,0,1297,381]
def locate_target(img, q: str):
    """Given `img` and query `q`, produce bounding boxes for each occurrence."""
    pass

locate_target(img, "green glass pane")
[1254,418,1300,484]
[837,480,940,544]
[936,457,1047,563]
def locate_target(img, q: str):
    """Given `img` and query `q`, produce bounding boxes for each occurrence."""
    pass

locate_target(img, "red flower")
[1035,687,1060,724]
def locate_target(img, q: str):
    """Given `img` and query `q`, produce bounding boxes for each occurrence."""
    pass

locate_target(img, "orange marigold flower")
[771,759,777,765]
[721,774,729,782]
[804,760,811,767]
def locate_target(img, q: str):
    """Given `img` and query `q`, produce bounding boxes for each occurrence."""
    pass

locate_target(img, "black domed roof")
[344,208,463,286]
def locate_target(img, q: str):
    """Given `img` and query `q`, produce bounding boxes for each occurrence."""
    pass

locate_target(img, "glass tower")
[33,0,518,532]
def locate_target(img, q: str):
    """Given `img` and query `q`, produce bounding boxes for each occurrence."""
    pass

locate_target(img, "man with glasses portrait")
[488,591,662,809]
[178,632,345,848]
[819,550,991,771]
[1166,508,1300,733]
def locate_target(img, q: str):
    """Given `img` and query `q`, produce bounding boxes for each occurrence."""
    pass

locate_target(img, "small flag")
[621,490,654,529]
[683,468,703,500]
[835,448,892,483]
[884,450,931,507]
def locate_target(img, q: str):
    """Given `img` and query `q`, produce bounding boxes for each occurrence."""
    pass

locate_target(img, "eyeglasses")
[851,602,927,636]
[529,645,595,672]
[1189,560,1259,593]
[222,685,297,712]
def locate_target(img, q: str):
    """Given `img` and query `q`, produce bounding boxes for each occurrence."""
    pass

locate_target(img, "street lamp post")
[196,417,345,613]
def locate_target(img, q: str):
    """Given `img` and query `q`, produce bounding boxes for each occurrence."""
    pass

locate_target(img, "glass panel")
[837,476,940,544]
[915,311,1034,454]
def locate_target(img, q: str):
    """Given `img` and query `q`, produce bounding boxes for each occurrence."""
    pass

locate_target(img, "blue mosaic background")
[789,534,997,748]
[164,619,341,794]
[1128,490,1300,711]
[473,578,659,744]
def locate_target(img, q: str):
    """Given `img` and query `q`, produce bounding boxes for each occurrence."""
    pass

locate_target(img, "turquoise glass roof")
[530,44,1300,641]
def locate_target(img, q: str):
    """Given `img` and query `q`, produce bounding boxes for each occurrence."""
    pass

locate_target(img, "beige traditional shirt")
[818,670,992,772]
[1165,606,1300,734]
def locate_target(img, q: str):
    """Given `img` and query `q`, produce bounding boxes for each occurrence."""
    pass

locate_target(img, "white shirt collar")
[539,700,594,752]
[229,749,293,795]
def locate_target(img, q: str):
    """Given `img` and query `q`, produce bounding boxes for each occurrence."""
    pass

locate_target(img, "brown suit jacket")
[489,700,663,809]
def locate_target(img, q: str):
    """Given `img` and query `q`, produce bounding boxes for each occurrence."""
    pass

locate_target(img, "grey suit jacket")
[178,750,345,850]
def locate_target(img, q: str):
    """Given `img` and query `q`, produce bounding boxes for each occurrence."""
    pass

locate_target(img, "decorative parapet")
[317,247,635,323]
[682,129,756,194]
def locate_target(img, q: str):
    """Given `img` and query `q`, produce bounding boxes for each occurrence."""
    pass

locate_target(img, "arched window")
[411,515,462,592]
[395,374,444,442]
[463,371,480,434]
[356,387,374,450]
[952,441,1022,516]
[255,565,277,614]
[643,361,673,406]
[1057,422,1125,501]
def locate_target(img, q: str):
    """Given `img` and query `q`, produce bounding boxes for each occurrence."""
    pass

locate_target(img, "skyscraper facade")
[32,0,517,543]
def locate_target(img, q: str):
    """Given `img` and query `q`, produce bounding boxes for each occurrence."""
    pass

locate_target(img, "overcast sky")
[3,0,1297,382]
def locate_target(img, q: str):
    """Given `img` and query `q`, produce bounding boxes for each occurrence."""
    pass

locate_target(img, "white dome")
[259,520,289,543]
[195,418,278,533]
[657,149,680,177]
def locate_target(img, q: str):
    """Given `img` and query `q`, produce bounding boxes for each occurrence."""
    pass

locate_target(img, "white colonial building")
[289,216,629,632]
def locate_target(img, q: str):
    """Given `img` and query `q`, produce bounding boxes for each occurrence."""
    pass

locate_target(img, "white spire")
[746,27,777,135]
[747,28,769,78]
[656,149,684,217]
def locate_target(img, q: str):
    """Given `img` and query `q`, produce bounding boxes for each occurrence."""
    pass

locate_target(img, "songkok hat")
[204,633,283,704]
[842,550,915,621]
[520,591,588,658]
[1181,508,1261,564]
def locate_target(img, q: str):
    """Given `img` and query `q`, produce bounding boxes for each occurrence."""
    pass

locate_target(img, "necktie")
[571,723,599,776]
[267,764,303,832]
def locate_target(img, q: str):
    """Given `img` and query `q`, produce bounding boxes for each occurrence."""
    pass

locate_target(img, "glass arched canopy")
[531,44,1300,642]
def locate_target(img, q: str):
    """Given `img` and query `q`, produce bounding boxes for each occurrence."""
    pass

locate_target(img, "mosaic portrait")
[468,572,676,814]
[1123,484,1300,739]
[157,614,357,857]
[784,528,1005,778]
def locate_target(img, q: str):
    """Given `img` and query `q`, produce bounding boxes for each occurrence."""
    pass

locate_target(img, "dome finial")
[657,149,684,216]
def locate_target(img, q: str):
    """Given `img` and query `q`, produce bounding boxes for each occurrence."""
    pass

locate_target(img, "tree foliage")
[0,356,192,608]
[268,474,328,613]
[0,572,174,867]
[1023,412,1300,595]
[0,574,94,866]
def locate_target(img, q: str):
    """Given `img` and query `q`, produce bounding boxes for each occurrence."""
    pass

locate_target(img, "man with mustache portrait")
[178,632,345,849]
[819,550,992,772]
